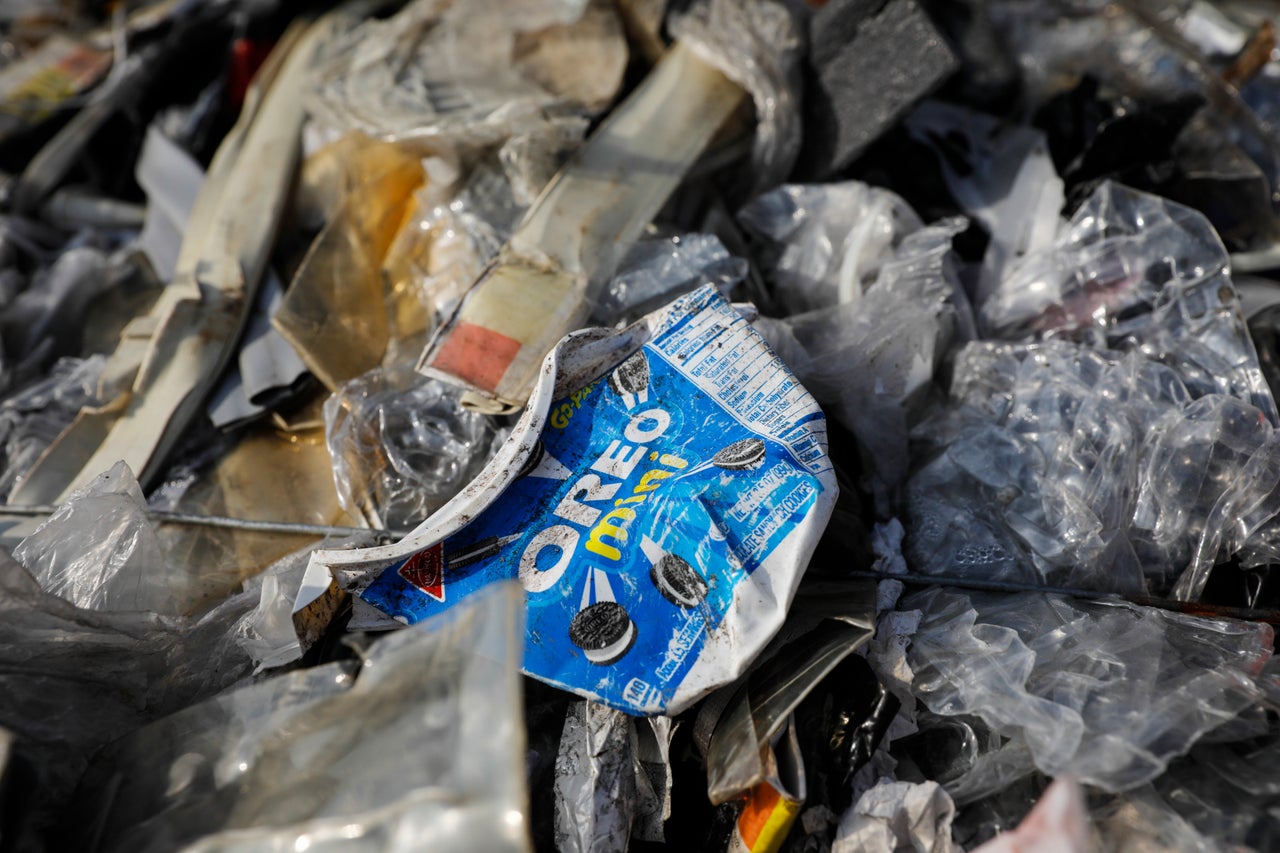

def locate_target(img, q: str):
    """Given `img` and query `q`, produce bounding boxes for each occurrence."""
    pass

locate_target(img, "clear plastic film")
[323,365,506,530]
[71,582,529,853]
[0,353,104,501]
[907,337,1280,599]
[981,181,1277,424]
[903,587,1272,793]
[14,460,176,614]
[0,549,256,849]
[593,233,747,326]
[307,0,622,148]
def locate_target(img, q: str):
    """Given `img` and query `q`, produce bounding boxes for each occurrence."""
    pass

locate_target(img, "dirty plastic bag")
[981,182,1277,424]
[15,460,176,614]
[904,588,1271,792]
[554,701,639,853]
[72,581,529,853]
[670,0,803,193]
[323,365,506,530]
[738,181,924,315]
[318,284,836,715]
[308,0,619,148]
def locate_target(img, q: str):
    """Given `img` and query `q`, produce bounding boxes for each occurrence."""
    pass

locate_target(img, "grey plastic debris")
[554,701,640,853]
[73,581,530,853]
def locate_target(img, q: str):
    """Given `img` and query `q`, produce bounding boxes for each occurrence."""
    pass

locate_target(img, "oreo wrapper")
[312,285,836,715]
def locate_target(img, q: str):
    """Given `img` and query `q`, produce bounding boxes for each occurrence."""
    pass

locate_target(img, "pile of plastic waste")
[6,0,1280,850]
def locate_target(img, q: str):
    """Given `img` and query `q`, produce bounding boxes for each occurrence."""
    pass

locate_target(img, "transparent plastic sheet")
[307,0,619,148]
[323,365,506,530]
[0,549,256,849]
[831,781,958,853]
[272,133,426,392]
[755,217,966,499]
[738,181,924,315]
[903,587,1272,793]
[978,0,1199,105]
[668,0,803,194]
[981,182,1278,424]
[0,353,104,500]
[1091,784,1221,853]
[14,460,176,614]
[70,582,529,853]
[906,338,1280,598]
[592,233,747,326]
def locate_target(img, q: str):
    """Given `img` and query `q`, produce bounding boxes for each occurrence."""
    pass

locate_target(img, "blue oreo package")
[320,286,835,715]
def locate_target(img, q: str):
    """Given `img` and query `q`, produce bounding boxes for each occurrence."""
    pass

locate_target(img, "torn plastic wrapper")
[727,718,806,853]
[418,41,746,414]
[68,582,529,853]
[310,284,836,715]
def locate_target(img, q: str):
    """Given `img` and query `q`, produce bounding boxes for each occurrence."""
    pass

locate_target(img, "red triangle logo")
[398,544,445,602]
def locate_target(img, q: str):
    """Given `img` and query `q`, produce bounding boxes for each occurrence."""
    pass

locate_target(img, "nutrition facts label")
[650,287,833,475]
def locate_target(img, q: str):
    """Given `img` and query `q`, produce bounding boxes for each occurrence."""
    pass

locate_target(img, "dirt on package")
[313,284,836,715]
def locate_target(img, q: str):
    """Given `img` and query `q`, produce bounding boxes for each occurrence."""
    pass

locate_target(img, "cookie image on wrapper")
[650,552,708,608]
[609,351,650,408]
[712,437,766,471]
[569,601,637,665]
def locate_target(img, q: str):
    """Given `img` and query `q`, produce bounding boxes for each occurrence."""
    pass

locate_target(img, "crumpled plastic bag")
[69,581,529,853]
[755,208,967,500]
[308,0,618,151]
[739,181,924,315]
[593,233,747,326]
[323,364,506,530]
[904,587,1272,793]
